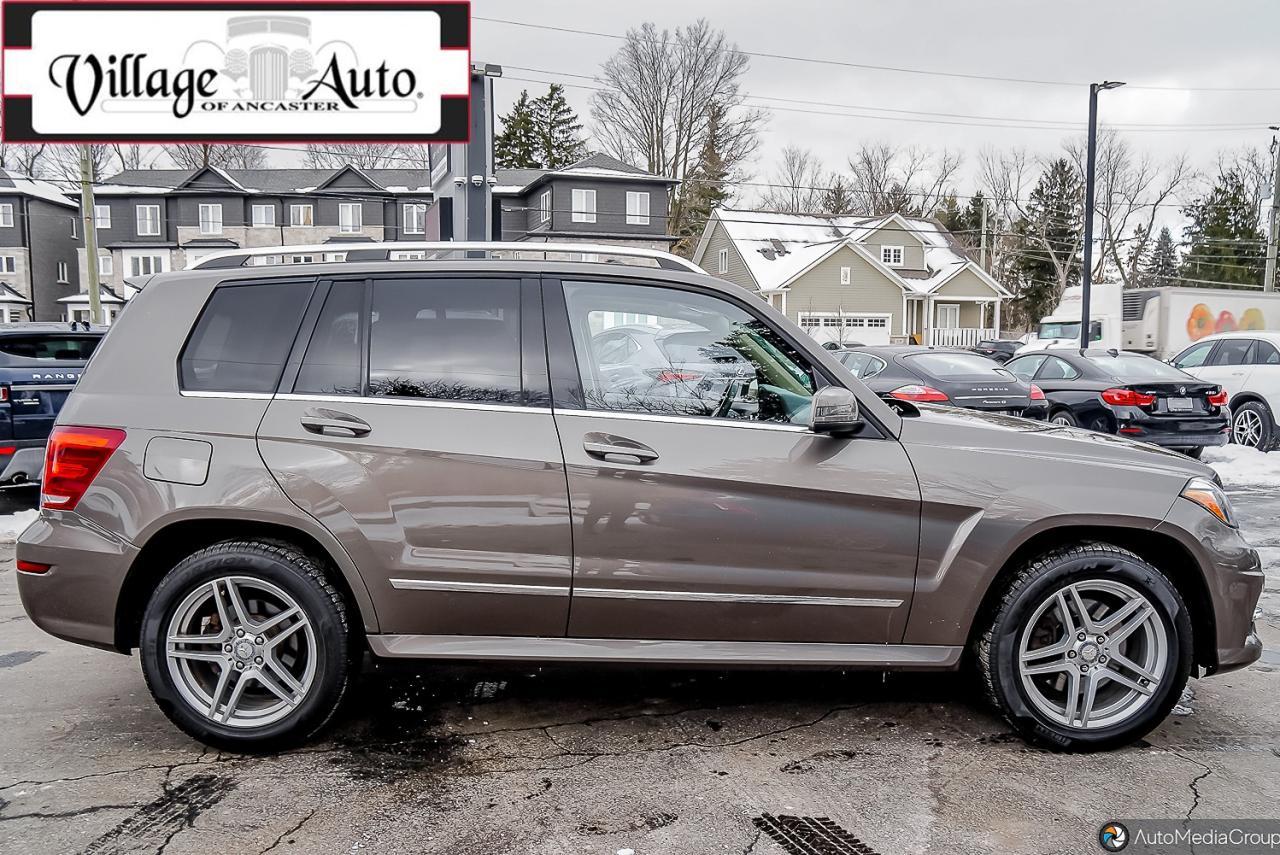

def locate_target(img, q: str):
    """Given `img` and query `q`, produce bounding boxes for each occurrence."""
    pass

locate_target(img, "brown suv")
[15,243,1262,752]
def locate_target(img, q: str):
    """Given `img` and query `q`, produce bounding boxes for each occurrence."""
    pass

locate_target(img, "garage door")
[798,313,893,346]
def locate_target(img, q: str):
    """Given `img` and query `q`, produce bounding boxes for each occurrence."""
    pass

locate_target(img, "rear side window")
[1208,339,1253,367]
[179,281,312,393]
[1037,356,1080,381]
[0,335,100,361]
[906,352,1008,378]
[1255,340,1280,365]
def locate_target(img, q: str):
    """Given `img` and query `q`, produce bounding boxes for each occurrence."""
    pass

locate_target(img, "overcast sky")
[473,0,1280,208]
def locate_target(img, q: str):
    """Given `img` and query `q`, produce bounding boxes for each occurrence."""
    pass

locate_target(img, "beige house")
[692,209,1010,348]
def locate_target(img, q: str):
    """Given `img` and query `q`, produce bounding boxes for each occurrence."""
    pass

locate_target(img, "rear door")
[1194,338,1255,398]
[546,276,921,645]
[257,275,573,638]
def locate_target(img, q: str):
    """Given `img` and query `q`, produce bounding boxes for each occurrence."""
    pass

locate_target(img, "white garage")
[797,312,893,346]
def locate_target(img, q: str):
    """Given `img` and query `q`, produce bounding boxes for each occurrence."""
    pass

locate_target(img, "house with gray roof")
[693,208,1010,348]
[0,169,83,322]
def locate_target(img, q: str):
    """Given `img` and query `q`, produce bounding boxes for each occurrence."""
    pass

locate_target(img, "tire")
[140,539,353,752]
[1231,401,1275,452]
[975,543,1192,752]
[1048,409,1078,428]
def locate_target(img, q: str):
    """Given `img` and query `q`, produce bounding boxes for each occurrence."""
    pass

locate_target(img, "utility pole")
[1265,126,1279,293]
[78,145,102,326]
[979,200,989,272]
[1080,80,1125,352]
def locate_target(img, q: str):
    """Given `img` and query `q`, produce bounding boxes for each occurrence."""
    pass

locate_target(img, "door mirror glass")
[810,386,861,435]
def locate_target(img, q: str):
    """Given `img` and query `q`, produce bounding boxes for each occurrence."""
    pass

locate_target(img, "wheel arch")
[114,516,378,653]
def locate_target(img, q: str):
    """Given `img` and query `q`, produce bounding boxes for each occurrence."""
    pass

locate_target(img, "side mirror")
[810,386,861,435]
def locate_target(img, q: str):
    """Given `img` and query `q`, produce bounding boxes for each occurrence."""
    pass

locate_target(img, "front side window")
[296,281,364,395]
[403,203,426,234]
[626,191,650,225]
[563,280,818,424]
[180,281,312,393]
[881,245,904,266]
[1172,341,1213,369]
[339,203,363,234]
[369,278,521,403]
[94,205,111,229]
[198,203,223,235]
[571,189,597,223]
[0,204,12,227]
[290,204,314,227]
[252,204,276,227]
[136,204,161,235]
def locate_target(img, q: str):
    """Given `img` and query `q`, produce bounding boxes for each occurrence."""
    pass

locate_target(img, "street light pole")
[1079,80,1125,351]
[1264,125,1279,293]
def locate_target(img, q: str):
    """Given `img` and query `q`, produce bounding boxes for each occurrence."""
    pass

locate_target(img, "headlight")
[1181,476,1237,528]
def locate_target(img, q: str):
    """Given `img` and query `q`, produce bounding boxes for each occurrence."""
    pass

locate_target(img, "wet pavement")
[1,485,1277,855]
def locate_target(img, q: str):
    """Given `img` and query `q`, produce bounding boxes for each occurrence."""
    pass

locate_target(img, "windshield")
[1038,320,1102,342]
[1095,354,1192,382]
[907,352,1012,379]
[0,335,101,361]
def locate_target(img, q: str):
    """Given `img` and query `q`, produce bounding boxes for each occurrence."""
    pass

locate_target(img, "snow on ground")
[1202,445,1280,491]
[0,509,37,544]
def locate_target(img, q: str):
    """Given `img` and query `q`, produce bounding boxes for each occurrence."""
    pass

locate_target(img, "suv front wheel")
[976,543,1192,751]
[139,540,352,751]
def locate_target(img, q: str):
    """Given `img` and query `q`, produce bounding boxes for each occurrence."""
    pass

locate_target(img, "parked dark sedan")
[836,346,1048,419]
[969,339,1023,363]
[1004,349,1229,456]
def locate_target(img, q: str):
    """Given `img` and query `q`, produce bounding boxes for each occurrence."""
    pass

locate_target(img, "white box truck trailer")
[1122,287,1280,359]
[1016,283,1124,355]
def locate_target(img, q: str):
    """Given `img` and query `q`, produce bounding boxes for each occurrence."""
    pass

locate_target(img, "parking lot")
[1,473,1277,855]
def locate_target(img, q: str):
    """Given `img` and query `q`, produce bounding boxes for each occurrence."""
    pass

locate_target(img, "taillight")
[1207,389,1228,407]
[42,426,125,511]
[0,385,8,402]
[647,369,703,384]
[890,384,949,402]
[1029,384,1046,401]
[1101,388,1156,407]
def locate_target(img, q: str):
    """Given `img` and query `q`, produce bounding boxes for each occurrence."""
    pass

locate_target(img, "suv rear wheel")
[139,540,352,751]
[976,543,1192,751]
[1231,400,1274,451]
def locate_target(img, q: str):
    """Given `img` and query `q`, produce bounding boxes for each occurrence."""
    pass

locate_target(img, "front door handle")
[583,432,659,464]
[300,408,371,438]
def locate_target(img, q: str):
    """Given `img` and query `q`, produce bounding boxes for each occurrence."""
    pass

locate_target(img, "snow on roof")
[707,208,995,296]
[0,170,77,208]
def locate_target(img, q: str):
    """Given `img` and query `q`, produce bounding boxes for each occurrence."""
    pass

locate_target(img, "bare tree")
[847,142,961,216]
[163,144,267,170]
[43,145,115,184]
[591,19,767,238]
[110,144,162,172]
[759,146,826,214]
[302,144,403,170]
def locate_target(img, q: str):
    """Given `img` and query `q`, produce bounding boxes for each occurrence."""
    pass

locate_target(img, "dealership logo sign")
[1,1,471,142]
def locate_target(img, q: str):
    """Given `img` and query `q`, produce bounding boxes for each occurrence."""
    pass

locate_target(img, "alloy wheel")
[1017,580,1169,730]
[1233,409,1263,448]
[1050,414,1073,426]
[165,576,317,728]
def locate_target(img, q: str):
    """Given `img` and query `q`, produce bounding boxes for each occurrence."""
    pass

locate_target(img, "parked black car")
[0,323,105,485]
[1004,349,1229,456]
[969,339,1023,363]
[835,345,1048,419]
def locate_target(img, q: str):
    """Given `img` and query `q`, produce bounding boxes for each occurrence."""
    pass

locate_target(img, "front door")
[547,277,921,644]
[257,275,573,638]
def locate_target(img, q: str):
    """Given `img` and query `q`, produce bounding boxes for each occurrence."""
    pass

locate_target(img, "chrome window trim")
[15,383,77,392]
[574,587,901,608]
[179,390,276,400]
[390,578,569,597]
[551,407,812,434]
[277,392,549,416]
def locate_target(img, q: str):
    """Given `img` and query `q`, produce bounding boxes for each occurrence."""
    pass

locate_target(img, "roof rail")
[188,241,703,274]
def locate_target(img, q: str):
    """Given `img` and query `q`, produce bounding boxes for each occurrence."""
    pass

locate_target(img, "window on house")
[717,248,729,274]
[880,245,904,266]
[338,203,363,234]
[98,255,113,276]
[0,256,15,274]
[840,266,851,285]
[129,254,165,276]
[391,250,428,260]
[539,190,551,224]
[94,205,111,229]
[70,216,78,238]
[571,189,597,223]
[198,203,223,235]
[251,204,275,227]
[403,203,427,234]
[57,261,69,282]
[936,303,961,329]
[290,204,314,227]
[136,204,161,236]
[626,191,650,225]
[0,204,12,228]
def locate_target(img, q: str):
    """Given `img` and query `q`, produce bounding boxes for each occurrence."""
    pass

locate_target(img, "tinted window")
[180,281,311,393]
[838,351,885,379]
[1096,354,1193,382]
[564,280,817,424]
[906,352,1010,378]
[0,335,100,361]
[1208,338,1253,367]
[1006,354,1046,382]
[368,278,520,403]
[1037,356,1080,381]
[1254,340,1280,365]
[1173,341,1214,369]
[296,281,364,395]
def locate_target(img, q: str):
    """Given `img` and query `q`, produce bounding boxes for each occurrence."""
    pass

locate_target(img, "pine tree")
[1180,170,1265,288]
[1144,226,1179,287]
[494,91,540,169]
[674,102,732,257]
[1011,158,1083,326]
[531,84,588,169]
[821,174,857,214]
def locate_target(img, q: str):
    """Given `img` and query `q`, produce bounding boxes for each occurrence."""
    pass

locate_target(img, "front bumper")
[15,510,137,651]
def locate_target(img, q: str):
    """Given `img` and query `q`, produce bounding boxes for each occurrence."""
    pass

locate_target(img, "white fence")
[927,327,998,348]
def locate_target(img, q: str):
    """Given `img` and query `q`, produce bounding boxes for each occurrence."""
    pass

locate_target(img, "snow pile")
[0,509,37,544]
[1202,445,1280,490]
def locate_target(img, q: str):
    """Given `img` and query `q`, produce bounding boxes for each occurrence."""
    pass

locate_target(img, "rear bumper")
[15,511,136,651]
[0,440,45,484]
[1134,430,1229,449]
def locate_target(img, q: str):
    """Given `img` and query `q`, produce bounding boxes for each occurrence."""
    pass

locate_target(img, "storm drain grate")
[753,813,886,855]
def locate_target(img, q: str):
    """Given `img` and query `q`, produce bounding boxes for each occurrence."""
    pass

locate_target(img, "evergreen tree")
[820,174,857,214]
[531,84,588,169]
[675,102,732,257]
[934,194,962,231]
[1180,169,1265,288]
[1011,158,1083,326]
[1144,226,1179,288]
[878,182,918,216]
[494,91,540,169]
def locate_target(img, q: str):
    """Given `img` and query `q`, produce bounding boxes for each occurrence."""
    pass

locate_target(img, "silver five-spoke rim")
[1018,580,1168,730]
[165,576,317,729]
[1233,409,1263,448]
[1051,414,1073,426]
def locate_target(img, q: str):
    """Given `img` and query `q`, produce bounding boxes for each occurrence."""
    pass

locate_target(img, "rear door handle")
[583,432,658,464]
[300,408,371,438]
